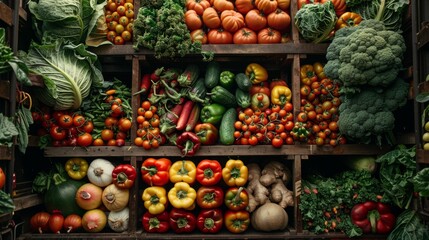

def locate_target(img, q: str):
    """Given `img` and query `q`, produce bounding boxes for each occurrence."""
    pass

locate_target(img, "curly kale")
[338,79,409,145]
[324,19,406,92]
[134,0,212,60]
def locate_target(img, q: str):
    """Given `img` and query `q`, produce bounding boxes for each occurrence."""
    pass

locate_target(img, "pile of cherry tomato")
[134,100,165,150]
[105,0,134,45]
[234,102,295,148]
[31,109,95,147]
[297,62,346,146]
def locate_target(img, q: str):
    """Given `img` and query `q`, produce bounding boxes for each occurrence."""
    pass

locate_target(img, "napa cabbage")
[20,40,104,110]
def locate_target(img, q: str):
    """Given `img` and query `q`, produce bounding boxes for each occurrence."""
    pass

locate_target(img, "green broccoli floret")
[325,20,406,91]
[338,78,409,145]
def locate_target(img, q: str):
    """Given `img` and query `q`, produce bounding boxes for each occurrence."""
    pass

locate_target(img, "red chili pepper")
[197,208,223,233]
[351,201,396,234]
[196,159,222,186]
[141,158,172,186]
[134,74,151,95]
[176,131,201,157]
[196,186,224,209]
[112,164,136,189]
[142,211,170,233]
[150,67,164,82]
[169,208,196,233]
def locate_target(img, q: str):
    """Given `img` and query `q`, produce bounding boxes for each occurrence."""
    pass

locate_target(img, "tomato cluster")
[105,0,134,45]
[134,100,165,150]
[91,90,133,147]
[186,0,291,44]
[297,62,346,146]
[234,102,295,148]
[32,110,94,147]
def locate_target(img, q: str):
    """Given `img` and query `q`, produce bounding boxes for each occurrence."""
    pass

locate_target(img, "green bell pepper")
[200,103,226,125]
[219,71,235,91]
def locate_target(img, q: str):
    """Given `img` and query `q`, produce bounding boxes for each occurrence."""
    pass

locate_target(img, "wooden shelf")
[43,144,391,158]
[90,43,329,57]
[0,145,12,161]
[416,149,429,164]
[13,194,43,212]
[17,230,389,239]
[0,2,27,26]
[417,21,429,50]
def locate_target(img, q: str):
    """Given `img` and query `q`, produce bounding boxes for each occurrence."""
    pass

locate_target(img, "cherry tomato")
[101,129,115,141]
[80,121,94,133]
[271,136,284,148]
[50,125,67,141]
[77,133,93,147]
[93,138,104,146]
[72,115,86,127]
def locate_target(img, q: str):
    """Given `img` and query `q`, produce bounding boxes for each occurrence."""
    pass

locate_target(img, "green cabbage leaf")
[28,0,110,47]
[20,40,104,110]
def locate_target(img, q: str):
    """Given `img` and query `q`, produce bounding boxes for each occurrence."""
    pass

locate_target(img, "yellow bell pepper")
[271,85,292,106]
[245,63,268,84]
[300,64,317,86]
[168,182,196,209]
[169,160,196,184]
[222,159,248,187]
[142,186,168,215]
[64,158,88,180]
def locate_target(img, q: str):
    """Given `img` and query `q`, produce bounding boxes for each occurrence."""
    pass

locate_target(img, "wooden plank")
[416,149,429,164]
[90,43,329,56]
[0,145,12,160]
[293,155,302,232]
[0,80,10,100]
[13,194,43,212]
[0,2,12,26]
[43,144,391,158]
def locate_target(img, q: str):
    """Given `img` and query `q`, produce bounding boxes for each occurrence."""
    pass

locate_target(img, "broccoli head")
[325,19,406,91]
[338,78,409,145]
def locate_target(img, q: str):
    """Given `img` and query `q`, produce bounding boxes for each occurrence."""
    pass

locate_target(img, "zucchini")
[235,73,252,91]
[219,108,237,145]
[204,62,221,89]
[208,86,237,108]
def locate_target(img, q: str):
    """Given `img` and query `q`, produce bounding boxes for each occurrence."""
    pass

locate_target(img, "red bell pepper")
[176,131,201,156]
[142,211,170,233]
[112,164,137,189]
[224,187,249,211]
[196,159,222,186]
[224,210,250,233]
[197,208,223,233]
[169,208,196,233]
[141,158,172,186]
[351,201,396,234]
[196,186,224,209]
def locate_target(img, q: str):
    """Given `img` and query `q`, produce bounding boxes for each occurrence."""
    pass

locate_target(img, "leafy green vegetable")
[0,190,15,214]
[387,209,429,240]
[0,28,31,85]
[15,107,34,153]
[294,1,337,43]
[412,168,429,197]
[376,145,416,209]
[32,162,67,193]
[20,40,104,110]
[300,170,383,237]
[349,0,409,31]
[0,113,19,147]
[28,0,110,47]
[133,0,213,60]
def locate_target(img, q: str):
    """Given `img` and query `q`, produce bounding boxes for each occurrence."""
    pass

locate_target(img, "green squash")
[44,173,85,216]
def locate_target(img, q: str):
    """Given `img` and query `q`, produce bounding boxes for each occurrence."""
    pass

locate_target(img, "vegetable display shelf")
[0,2,27,26]
[42,144,390,158]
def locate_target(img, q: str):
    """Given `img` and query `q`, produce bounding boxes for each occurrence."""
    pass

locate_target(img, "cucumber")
[219,108,237,145]
[235,73,252,91]
[204,62,221,89]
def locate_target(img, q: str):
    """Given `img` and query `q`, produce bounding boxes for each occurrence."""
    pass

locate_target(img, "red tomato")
[77,133,93,147]
[101,129,115,141]
[50,125,67,141]
[233,27,257,44]
[271,135,284,148]
[72,115,86,127]
[0,167,5,189]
